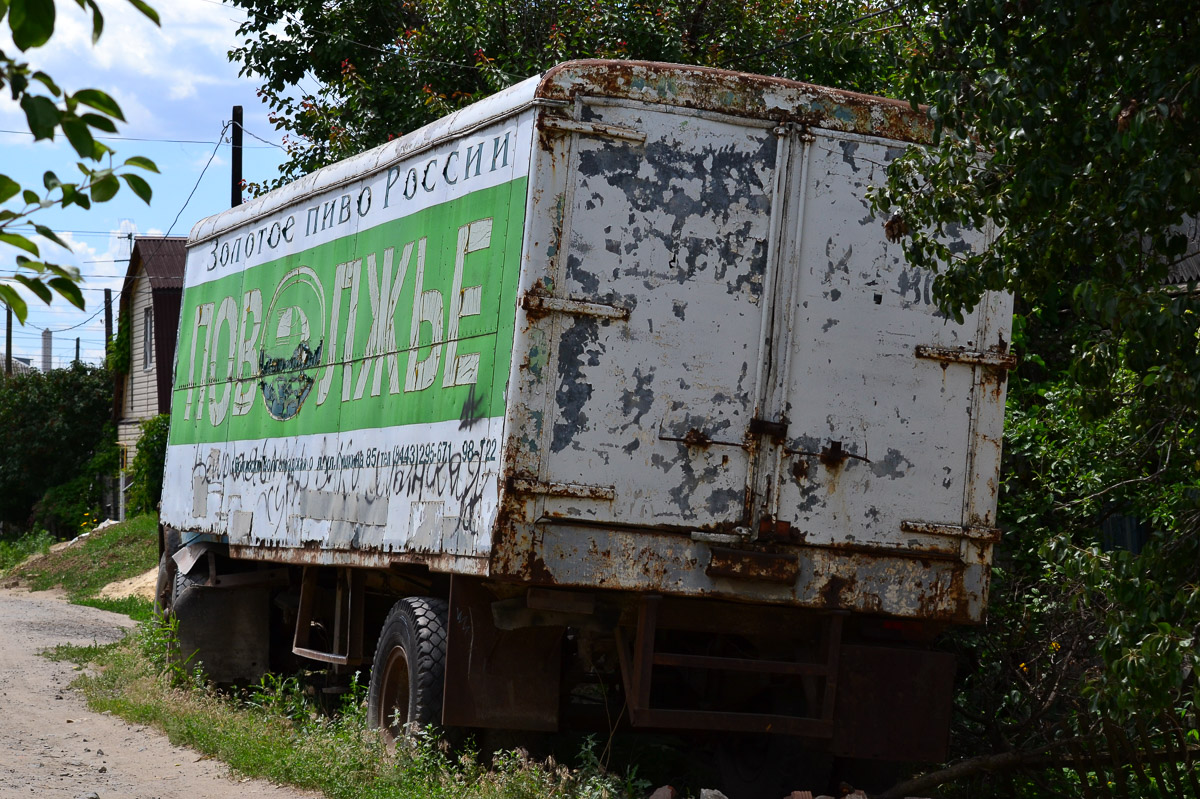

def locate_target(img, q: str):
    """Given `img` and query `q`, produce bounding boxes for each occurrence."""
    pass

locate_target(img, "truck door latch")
[748,417,789,440]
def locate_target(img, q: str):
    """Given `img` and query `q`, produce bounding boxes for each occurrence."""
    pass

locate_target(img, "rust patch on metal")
[915,344,1018,370]
[820,573,856,607]
[706,546,799,584]
[536,60,934,144]
[682,427,712,448]
[757,518,806,545]
[900,519,1002,544]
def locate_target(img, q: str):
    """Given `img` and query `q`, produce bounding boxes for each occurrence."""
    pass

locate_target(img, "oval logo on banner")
[258,266,326,421]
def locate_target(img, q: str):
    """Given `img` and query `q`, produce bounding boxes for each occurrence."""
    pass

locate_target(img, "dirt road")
[0,588,317,799]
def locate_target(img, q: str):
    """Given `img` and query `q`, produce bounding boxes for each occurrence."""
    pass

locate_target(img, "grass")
[0,528,54,572]
[59,615,648,799]
[77,595,155,621]
[4,513,158,601]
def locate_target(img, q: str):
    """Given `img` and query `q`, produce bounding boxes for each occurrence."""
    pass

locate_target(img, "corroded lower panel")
[491,521,990,624]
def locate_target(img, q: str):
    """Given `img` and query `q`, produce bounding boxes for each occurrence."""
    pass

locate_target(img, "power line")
[240,125,289,153]
[0,128,282,148]
[42,120,230,335]
[6,227,137,237]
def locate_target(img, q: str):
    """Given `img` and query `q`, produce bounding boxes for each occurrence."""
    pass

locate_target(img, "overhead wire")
[0,127,283,148]
[38,121,231,335]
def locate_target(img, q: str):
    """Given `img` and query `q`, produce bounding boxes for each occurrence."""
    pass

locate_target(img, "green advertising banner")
[170,178,527,446]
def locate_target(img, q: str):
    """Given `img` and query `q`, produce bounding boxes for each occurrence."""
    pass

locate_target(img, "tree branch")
[877,742,1200,799]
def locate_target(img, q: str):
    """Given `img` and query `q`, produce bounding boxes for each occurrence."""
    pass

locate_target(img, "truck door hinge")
[521,292,631,320]
[915,345,1017,370]
[901,520,1002,543]
[539,118,647,143]
[508,477,616,501]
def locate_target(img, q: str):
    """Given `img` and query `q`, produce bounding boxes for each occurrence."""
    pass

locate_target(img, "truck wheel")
[367,597,448,736]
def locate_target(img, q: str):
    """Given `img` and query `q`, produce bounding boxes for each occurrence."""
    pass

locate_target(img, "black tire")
[367,597,448,736]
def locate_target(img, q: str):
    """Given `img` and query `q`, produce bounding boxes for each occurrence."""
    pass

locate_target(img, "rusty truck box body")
[166,60,1011,624]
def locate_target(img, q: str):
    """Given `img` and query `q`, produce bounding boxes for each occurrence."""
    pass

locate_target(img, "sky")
[0,0,297,369]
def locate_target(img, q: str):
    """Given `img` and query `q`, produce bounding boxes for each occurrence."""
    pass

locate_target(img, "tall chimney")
[41,328,51,371]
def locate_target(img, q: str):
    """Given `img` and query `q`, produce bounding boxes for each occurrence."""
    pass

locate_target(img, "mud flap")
[831,645,956,762]
[442,577,563,730]
[173,575,270,684]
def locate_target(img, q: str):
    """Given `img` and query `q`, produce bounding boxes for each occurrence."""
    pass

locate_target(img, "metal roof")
[128,236,186,291]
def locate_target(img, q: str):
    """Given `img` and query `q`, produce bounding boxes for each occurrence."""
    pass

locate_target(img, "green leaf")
[42,170,60,191]
[21,189,39,204]
[14,274,53,305]
[90,173,120,202]
[0,175,19,204]
[72,89,124,122]
[32,224,70,251]
[61,118,96,159]
[20,94,59,140]
[0,232,40,257]
[80,113,117,134]
[0,285,30,324]
[48,276,85,309]
[43,261,79,280]
[123,155,159,173]
[85,0,103,42]
[31,71,61,97]
[120,172,152,204]
[126,0,159,25]
[10,0,56,51]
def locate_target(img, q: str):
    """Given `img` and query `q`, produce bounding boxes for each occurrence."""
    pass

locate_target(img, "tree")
[871,0,1200,795]
[0,0,160,322]
[228,0,923,190]
[0,363,114,531]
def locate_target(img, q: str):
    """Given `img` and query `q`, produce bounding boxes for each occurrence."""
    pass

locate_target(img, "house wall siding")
[121,276,160,462]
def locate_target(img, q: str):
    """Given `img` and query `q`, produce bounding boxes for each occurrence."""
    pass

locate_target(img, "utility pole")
[231,105,243,208]
[104,288,113,352]
[75,337,80,364]
[4,303,10,376]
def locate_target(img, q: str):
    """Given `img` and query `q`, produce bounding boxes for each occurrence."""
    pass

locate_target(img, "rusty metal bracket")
[785,439,871,466]
[292,567,367,666]
[706,546,800,584]
[690,528,751,545]
[748,416,789,440]
[521,291,631,320]
[539,117,647,143]
[915,344,1018,370]
[901,520,1002,543]
[508,477,616,501]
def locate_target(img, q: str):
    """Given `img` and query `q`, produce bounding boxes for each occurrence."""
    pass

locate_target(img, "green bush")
[107,307,131,375]
[0,363,114,530]
[0,528,53,573]
[127,413,170,514]
[32,423,117,539]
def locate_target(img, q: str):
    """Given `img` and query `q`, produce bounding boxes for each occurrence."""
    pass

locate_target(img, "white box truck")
[160,60,1013,771]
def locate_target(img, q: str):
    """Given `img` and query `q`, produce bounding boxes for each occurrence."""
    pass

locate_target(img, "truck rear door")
[534,100,779,532]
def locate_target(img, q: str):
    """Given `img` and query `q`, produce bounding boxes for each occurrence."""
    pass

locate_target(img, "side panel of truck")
[163,110,535,569]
